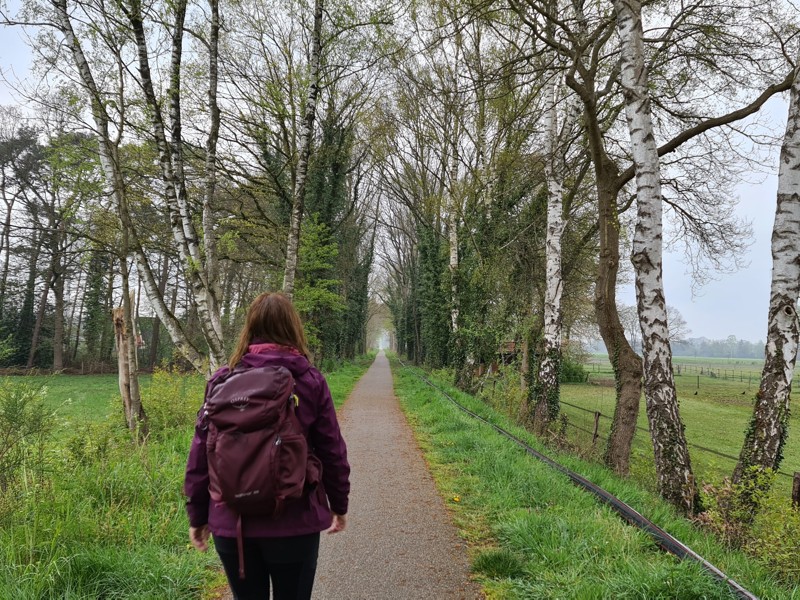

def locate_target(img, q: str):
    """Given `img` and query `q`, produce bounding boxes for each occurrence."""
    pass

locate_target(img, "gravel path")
[217,352,482,599]
[312,351,482,599]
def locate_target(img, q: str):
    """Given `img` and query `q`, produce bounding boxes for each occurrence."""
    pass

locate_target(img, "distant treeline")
[591,337,767,360]
[671,337,765,360]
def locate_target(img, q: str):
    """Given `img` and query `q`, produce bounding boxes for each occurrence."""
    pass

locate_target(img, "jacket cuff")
[329,499,348,515]
[186,501,209,528]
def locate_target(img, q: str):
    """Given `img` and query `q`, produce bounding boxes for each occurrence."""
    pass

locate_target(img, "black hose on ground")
[398,360,758,600]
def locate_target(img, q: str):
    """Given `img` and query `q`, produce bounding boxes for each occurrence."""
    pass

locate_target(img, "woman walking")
[184,292,350,600]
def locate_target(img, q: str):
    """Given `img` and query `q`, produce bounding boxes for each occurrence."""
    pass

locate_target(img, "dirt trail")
[216,351,482,599]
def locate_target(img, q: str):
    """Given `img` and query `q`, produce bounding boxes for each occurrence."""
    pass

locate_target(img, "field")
[24,356,368,425]
[0,355,374,599]
[551,355,800,497]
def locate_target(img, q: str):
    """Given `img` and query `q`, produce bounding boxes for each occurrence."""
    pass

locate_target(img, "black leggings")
[214,533,320,600]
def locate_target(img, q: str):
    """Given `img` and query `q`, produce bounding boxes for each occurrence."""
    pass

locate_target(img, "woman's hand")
[189,525,210,551]
[326,513,347,534]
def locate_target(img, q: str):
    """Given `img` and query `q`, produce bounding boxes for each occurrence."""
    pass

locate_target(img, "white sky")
[0,15,787,343]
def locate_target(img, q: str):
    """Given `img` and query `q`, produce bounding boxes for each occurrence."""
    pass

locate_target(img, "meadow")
[393,357,800,599]
[553,355,800,498]
[0,355,373,599]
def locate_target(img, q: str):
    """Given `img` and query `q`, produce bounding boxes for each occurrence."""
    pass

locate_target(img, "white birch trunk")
[283,0,323,298]
[448,126,460,334]
[126,0,226,368]
[203,0,224,340]
[534,79,566,426]
[735,54,800,483]
[614,0,695,513]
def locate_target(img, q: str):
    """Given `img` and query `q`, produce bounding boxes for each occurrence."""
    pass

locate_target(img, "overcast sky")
[0,17,788,344]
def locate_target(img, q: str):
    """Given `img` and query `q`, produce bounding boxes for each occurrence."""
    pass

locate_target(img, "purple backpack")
[204,364,322,518]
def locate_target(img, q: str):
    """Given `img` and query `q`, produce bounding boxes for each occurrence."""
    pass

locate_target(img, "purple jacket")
[184,344,350,538]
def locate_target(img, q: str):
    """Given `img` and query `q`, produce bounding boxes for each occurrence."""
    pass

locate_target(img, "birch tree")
[734,49,800,491]
[121,0,225,368]
[613,0,695,512]
[283,0,324,298]
[50,0,147,434]
[532,77,568,431]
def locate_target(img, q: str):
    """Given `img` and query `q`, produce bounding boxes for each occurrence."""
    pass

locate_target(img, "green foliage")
[696,468,776,546]
[560,343,588,383]
[0,335,16,365]
[746,495,800,584]
[0,428,218,598]
[698,469,800,585]
[140,369,204,438]
[0,380,52,493]
[417,226,451,368]
[295,216,346,354]
[478,362,528,423]
[65,421,120,466]
[81,249,115,366]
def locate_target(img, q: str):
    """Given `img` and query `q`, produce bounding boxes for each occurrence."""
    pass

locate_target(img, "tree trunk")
[27,277,51,369]
[283,0,323,298]
[70,269,86,362]
[734,55,800,487]
[534,79,566,431]
[203,0,224,346]
[148,255,170,369]
[113,300,147,437]
[615,0,694,513]
[52,219,66,371]
[52,266,65,371]
[572,82,644,475]
[0,178,14,321]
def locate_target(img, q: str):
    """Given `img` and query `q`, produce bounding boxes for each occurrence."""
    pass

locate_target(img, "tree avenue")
[0,0,798,513]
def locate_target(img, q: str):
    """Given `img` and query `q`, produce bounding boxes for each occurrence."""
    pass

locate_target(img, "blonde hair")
[228,292,310,368]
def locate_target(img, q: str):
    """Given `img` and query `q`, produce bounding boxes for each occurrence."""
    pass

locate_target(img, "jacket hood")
[239,343,312,377]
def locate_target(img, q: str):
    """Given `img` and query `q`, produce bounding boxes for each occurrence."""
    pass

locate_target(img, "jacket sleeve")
[308,373,350,515]
[184,379,212,528]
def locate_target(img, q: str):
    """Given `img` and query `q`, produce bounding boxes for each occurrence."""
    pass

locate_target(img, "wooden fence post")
[592,411,601,446]
[793,472,800,509]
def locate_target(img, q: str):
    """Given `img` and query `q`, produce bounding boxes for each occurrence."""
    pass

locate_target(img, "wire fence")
[558,399,797,482]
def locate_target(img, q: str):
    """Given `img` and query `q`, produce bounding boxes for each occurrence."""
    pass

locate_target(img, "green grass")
[391,358,800,599]
[557,363,800,497]
[0,354,374,599]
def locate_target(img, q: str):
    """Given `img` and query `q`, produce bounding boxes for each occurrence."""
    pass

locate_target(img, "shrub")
[745,494,800,584]
[0,380,52,493]
[696,469,775,547]
[560,340,588,383]
[695,468,800,584]
[140,369,203,438]
[65,420,122,466]
[559,358,587,383]
[477,363,528,423]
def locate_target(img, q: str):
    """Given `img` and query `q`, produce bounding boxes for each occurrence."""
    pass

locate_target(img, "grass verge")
[0,354,374,599]
[391,357,800,600]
